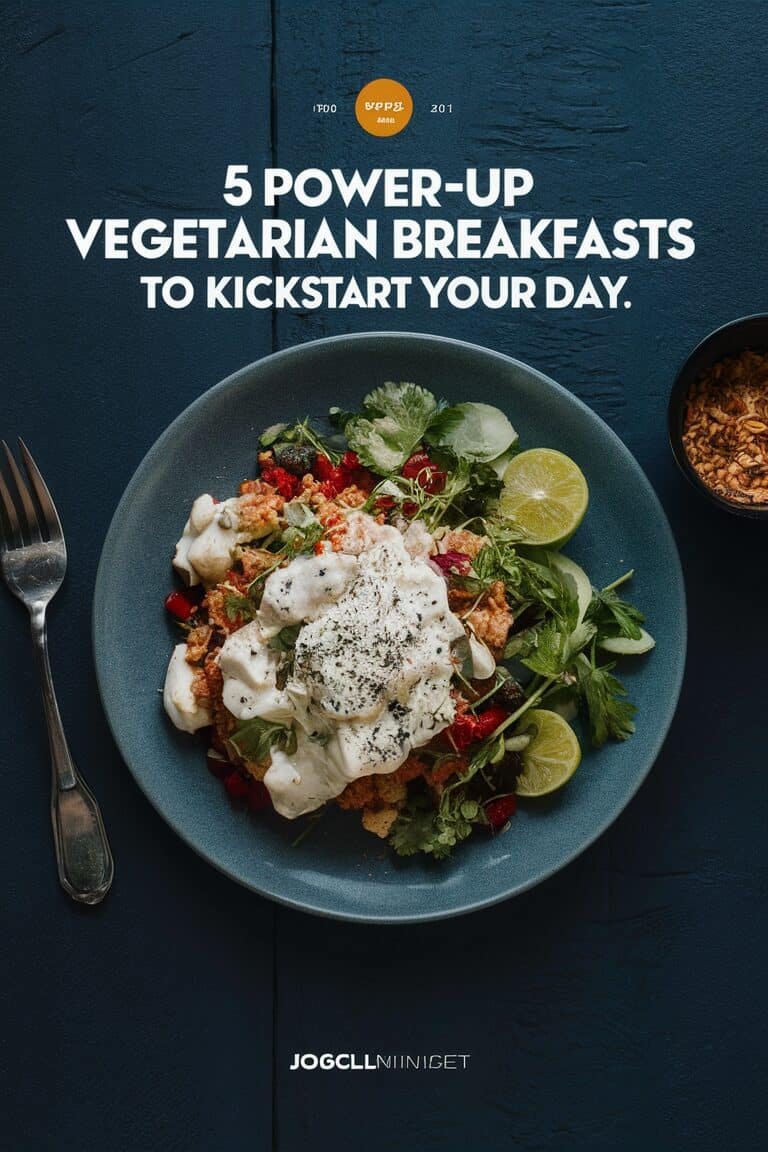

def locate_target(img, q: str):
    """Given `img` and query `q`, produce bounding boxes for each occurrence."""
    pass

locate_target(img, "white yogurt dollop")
[163,644,212,733]
[173,494,257,587]
[217,513,465,818]
[218,619,294,724]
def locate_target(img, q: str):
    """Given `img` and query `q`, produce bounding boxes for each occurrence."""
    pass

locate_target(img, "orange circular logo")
[355,78,413,137]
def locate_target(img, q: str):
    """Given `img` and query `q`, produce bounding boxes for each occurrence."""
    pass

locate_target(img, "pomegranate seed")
[247,780,272,812]
[485,794,517,832]
[223,770,250,800]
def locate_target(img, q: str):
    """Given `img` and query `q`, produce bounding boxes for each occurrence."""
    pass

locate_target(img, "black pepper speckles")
[255,530,465,794]
[292,540,462,730]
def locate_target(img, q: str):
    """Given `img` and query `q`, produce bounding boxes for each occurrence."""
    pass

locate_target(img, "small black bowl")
[668,312,768,518]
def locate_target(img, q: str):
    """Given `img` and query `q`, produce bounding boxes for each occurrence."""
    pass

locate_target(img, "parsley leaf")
[344,382,438,472]
[229,717,296,762]
[586,585,645,641]
[520,617,572,678]
[519,612,597,679]
[575,652,637,746]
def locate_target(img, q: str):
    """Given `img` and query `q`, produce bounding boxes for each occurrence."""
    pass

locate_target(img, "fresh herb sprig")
[389,787,487,860]
[586,571,644,641]
[229,717,296,762]
[575,647,637,745]
[223,520,324,623]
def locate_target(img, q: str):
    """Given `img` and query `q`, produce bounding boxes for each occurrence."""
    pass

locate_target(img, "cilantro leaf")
[575,652,637,746]
[344,382,438,472]
[281,520,324,557]
[223,591,260,623]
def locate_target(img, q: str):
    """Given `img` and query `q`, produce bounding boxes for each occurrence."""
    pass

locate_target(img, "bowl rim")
[668,311,768,519]
[93,330,687,923]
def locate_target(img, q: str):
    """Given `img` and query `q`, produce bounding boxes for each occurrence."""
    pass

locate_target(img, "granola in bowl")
[682,349,768,506]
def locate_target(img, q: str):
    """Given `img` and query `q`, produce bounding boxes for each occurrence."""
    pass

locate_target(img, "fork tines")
[0,439,64,549]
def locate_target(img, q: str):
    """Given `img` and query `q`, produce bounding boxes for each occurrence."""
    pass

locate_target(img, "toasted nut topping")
[682,350,768,505]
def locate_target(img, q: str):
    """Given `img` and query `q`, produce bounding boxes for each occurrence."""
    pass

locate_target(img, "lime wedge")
[499,448,588,547]
[514,709,581,797]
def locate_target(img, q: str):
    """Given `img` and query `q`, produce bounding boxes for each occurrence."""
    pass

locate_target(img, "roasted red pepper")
[164,589,197,621]
[313,453,346,496]
[431,551,472,575]
[313,449,375,497]
[485,794,517,832]
[447,713,479,750]
[447,705,508,749]
[474,706,509,740]
[260,464,301,500]
[341,450,360,471]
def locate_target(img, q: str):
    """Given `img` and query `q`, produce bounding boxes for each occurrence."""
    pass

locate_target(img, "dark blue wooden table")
[2,3,767,1149]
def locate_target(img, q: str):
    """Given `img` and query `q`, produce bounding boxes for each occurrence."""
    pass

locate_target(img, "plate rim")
[93,330,687,923]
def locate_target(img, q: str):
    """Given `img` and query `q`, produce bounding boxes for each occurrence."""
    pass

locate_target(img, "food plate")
[93,332,686,922]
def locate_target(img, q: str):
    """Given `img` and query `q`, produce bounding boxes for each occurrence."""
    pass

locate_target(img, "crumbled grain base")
[682,349,768,505]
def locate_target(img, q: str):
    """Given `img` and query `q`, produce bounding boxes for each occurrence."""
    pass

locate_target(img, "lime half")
[499,448,588,547]
[514,709,581,797]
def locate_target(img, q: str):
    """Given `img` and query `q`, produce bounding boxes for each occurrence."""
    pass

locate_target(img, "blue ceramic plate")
[93,333,686,922]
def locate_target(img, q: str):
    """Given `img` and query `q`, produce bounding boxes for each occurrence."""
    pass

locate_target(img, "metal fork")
[0,439,113,904]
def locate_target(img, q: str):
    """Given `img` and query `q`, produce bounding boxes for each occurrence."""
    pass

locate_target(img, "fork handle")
[31,603,114,905]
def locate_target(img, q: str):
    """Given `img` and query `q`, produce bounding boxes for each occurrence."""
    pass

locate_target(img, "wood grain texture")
[271,2,768,1151]
[0,4,276,1151]
[1,1,768,1150]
